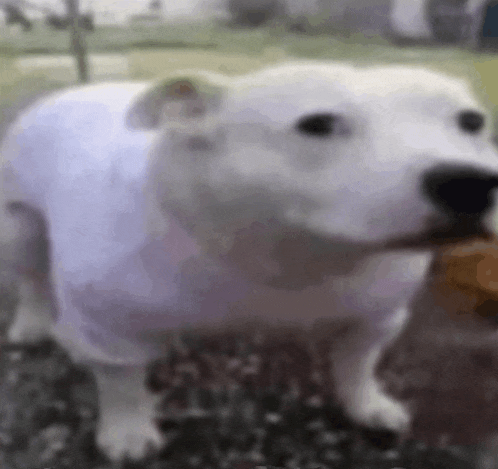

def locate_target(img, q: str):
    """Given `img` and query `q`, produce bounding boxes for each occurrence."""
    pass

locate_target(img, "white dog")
[1,61,498,460]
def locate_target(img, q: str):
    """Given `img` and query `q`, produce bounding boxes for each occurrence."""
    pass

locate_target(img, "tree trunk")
[65,0,89,83]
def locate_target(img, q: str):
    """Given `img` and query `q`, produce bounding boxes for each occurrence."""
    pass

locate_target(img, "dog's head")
[125,62,498,284]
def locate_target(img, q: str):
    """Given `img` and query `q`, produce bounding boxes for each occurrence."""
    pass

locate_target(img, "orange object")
[433,237,498,320]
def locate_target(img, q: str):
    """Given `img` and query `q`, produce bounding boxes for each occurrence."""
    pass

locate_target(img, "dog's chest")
[59,225,430,336]
[50,209,431,366]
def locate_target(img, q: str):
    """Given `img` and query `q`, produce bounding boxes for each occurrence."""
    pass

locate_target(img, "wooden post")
[65,0,89,83]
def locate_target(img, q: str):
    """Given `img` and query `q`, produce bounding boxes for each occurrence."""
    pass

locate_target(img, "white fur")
[1,61,497,459]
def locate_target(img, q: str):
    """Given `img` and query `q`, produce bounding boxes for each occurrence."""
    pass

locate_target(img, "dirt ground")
[0,298,492,469]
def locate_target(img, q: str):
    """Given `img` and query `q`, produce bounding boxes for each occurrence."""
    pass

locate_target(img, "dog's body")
[2,61,498,459]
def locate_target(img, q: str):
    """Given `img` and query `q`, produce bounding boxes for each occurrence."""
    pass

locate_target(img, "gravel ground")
[0,315,487,469]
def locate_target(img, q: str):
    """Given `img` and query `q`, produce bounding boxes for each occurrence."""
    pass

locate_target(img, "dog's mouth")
[221,211,496,291]
[384,214,494,251]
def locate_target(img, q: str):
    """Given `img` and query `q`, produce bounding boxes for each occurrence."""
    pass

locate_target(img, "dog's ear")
[126,72,225,131]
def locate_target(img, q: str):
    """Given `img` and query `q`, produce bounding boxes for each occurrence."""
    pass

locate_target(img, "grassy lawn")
[1,21,498,132]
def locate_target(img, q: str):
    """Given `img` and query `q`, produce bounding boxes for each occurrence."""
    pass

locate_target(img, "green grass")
[1,21,498,133]
[0,21,282,56]
[0,56,66,139]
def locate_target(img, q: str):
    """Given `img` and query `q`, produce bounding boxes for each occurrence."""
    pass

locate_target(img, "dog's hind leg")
[0,197,55,344]
[7,274,55,343]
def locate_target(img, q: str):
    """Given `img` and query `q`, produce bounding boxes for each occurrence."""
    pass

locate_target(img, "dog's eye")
[458,110,485,134]
[296,113,337,138]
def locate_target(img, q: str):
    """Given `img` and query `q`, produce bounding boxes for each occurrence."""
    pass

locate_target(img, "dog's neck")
[158,213,434,319]
[218,222,435,293]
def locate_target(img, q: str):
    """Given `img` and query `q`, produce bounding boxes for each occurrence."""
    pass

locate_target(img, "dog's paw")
[91,364,164,461]
[96,411,163,460]
[349,377,411,432]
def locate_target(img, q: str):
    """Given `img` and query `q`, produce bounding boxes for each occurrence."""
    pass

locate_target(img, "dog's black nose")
[422,164,498,216]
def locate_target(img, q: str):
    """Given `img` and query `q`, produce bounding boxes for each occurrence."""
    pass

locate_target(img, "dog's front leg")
[89,362,163,461]
[330,307,411,433]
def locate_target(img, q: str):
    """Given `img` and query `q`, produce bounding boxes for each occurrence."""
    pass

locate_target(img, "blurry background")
[1,0,498,136]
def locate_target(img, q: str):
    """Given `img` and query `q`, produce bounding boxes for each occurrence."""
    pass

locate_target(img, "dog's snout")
[422,165,498,216]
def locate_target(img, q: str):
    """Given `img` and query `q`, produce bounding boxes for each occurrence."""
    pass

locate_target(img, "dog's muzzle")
[387,164,498,249]
[422,164,498,219]
[422,164,498,241]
